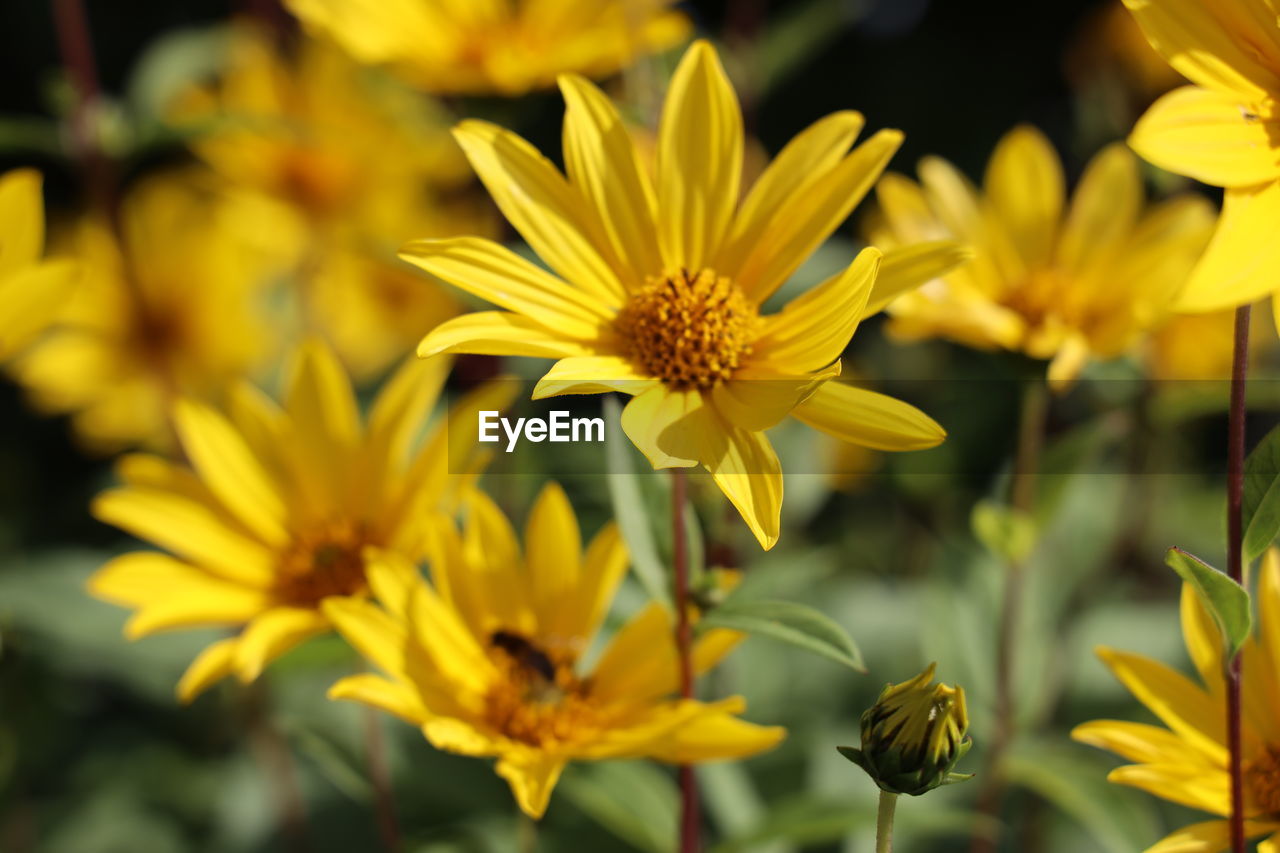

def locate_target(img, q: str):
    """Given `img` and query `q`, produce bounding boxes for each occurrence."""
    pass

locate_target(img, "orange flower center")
[277,146,357,216]
[1248,747,1280,816]
[275,520,369,606]
[618,268,759,391]
[483,630,600,746]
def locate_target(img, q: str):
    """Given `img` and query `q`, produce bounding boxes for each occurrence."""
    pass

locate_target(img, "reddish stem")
[1226,304,1250,853]
[671,468,699,853]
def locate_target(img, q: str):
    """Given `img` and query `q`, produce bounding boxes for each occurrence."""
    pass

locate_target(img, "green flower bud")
[838,663,973,796]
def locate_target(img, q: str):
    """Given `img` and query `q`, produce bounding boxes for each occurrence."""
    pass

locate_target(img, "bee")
[490,630,557,683]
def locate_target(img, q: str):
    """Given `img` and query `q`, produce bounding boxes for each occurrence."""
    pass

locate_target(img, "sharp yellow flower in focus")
[88,340,509,702]
[282,0,690,96]
[0,169,76,361]
[1073,551,1280,852]
[407,41,959,549]
[1123,0,1280,328]
[8,173,282,452]
[324,482,785,819]
[172,26,496,380]
[867,125,1216,389]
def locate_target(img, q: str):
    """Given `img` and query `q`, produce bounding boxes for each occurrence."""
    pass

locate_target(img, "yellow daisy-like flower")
[0,169,77,361]
[88,340,507,702]
[172,26,495,380]
[324,482,785,819]
[867,125,1216,388]
[1146,305,1273,380]
[1123,0,1280,327]
[9,172,282,452]
[1073,552,1280,852]
[406,41,958,549]
[282,0,690,96]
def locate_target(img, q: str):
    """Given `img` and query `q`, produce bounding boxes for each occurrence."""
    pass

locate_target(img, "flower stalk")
[875,791,898,853]
[1226,304,1250,853]
[361,701,401,853]
[671,468,700,853]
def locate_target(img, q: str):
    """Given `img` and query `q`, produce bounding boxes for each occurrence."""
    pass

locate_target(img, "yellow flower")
[9,172,282,452]
[172,26,495,380]
[867,125,1216,389]
[1123,0,1280,324]
[282,0,690,96]
[1145,305,1273,380]
[406,41,957,550]
[1073,552,1280,852]
[87,340,507,702]
[0,169,77,361]
[323,482,785,818]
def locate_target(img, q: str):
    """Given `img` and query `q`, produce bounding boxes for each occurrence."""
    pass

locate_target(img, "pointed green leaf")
[603,395,670,606]
[1243,424,1280,561]
[698,599,865,671]
[1165,547,1251,659]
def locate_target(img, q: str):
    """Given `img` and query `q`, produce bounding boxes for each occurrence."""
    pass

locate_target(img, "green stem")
[875,791,899,853]
[518,811,538,853]
[671,468,700,853]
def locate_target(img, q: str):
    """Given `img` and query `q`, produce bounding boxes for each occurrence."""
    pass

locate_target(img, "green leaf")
[1243,424,1280,561]
[1164,547,1252,659]
[558,761,678,853]
[971,499,1037,562]
[1003,742,1159,853]
[603,395,671,607]
[698,599,865,672]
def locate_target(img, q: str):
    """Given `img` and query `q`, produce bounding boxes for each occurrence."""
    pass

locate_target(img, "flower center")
[275,520,368,606]
[484,630,599,746]
[1248,747,1280,816]
[618,268,759,391]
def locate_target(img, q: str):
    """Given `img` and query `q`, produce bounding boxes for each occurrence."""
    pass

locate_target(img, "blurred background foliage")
[1,0,1277,851]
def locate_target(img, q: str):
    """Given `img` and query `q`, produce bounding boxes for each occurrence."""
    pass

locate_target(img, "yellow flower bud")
[839,663,973,796]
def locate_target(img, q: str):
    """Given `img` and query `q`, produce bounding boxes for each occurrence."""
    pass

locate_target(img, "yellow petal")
[91,488,276,587]
[1143,819,1278,853]
[1131,86,1280,187]
[323,595,414,680]
[718,110,865,276]
[400,237,614,335]
[495,750,567,819]
[984,125,1064,268]
[423,717,506,756]
[559,74,661,283]
[176,637,239,704]
[1178,182,1280,312]
[1108,764,1230,816]
[417,311,601,359]
[0,168,44,275]
[733,129,903,303]
[710,363,839,433]
[706,420,783,550]
[233,607,330,683]
[173,399,289,547]
[656,40,743,272]
[1180,582,1226,695]
[792,382,946,451]
[531,355,654,399]
[752,247,880,372]
[642,704,786,764]
[524,482,583,641]
[862,241,974,318]
[1056,143,1142,277]
[1121,0,1280,101]
[452,119,624,303]
[568,522,629,645]
[620,385,704,469]
[0,260,77,360]
[459,491,533,635]
[1071,719,1215,766]
[1046,334,1091,392]
[328,673,428,725]
[89,551,269,639]
[1096,646,1226,762]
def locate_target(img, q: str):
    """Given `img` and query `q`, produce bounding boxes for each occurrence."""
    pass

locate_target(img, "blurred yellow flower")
[1073,551,1280,851]
[282,0,690,96]
[867,125,1215,389]
[8,173,281,452]
[1066,2,1184,103]
[0,169,77,362]
[408,41,958,549]
[1145,305,1273,381]
[88,341,507,702]
[1123,0,1280,325]
[172,26,495,380]
[324,482,784,818]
